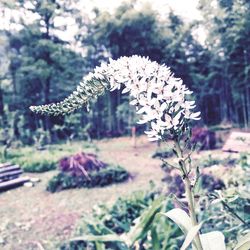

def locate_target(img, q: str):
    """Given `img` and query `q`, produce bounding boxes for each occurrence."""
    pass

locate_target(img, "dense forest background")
[0,0,249,145]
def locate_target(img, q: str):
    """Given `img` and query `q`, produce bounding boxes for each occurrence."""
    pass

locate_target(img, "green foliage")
[0,147,57,172]
[0,141,94,172]
[152,147,174,159]
[238,153,250,170]
[61,190,181,250]
[198,0,250,126]
[103,191,162,235]
[197,152,250,249]
[198,155,237,168]
[19,157,57,173]
[201,189,250,249]
[47,165,129,192]
[1,0,86,143]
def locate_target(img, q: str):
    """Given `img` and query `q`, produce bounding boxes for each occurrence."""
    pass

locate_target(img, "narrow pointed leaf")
[180,223,203,250]
[161,208,192,234]
[234,232,250,250]
[126,196,165,246]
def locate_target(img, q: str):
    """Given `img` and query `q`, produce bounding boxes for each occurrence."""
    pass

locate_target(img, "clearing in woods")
[0,136,232,250]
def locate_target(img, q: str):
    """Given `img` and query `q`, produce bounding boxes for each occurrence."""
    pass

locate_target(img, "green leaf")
[151,227,161,250]
[234,232,250,250]
[70,234,124,243]
[180,223,203,250]
[126,196,165,246]
[95,242,105,250]
[200,231,226,250]
[161,208,192,234]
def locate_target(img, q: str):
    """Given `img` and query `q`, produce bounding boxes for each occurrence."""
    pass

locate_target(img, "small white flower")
[89,55,201,141]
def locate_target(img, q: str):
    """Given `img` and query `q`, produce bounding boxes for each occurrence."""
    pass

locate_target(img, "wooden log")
[0,176,30,191]
[0,162,12,168]
[0,165,20,173]
[0,169,23,180]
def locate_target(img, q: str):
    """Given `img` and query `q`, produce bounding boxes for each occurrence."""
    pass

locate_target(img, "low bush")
[102,190,157,234]
[163,168,225,198]
[238,153,250,170]
[47,165,129,192]
[59,152,107,176]
[60,189,181,250]
[201,186,250,248]
[0,141,95,173]
[152,147,174,159]
[21,158,57,172]
[198,155,237,168]
[191,127,216,150]
[2,150,58,173]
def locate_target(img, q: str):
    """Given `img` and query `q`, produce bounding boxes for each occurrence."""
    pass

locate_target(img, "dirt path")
[0,136,164,250]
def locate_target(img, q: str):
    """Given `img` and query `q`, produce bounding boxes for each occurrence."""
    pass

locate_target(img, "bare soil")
[0,136,164,250]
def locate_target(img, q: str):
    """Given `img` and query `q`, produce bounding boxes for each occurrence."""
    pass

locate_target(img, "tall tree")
[3,0,85,142]
[199,0,250,126]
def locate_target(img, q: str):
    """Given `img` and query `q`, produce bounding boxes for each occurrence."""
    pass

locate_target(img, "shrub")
[238,153,250,170]
[4,151,58,173]
[21,159,57,172]
[152,148,174,159]
[59,152,107,177]
[191,127,216,150]
[0,141,95,173]
[198,155,237,168]
[47,165,129,192]
[103,190,157,234]
[60,189,181,250]
[163,168,225,198]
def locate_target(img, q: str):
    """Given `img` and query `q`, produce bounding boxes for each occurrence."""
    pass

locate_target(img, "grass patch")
[0,141,96,173]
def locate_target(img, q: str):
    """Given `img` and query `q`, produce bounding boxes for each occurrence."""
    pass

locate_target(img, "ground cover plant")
[31,56,250,249]
[47,165,129,192]
[61,189,183,250]
[152,147,174,159]
[47,151,129,192]
[0,142,94,173]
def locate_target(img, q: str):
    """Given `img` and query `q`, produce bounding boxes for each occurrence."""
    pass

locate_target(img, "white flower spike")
[30,55,201,141]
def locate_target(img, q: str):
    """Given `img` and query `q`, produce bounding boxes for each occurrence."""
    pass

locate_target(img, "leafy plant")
[61,192,181,250]
[0,141,95,173]
[21,158,57,172]
[47,165,129,192]
[152,147,174,159]
[190,127,216,150]
[59,152,107,177]
[163,168,225,198]
[198,155,237,168]
[2,150,57,172]
[238,153,250,170]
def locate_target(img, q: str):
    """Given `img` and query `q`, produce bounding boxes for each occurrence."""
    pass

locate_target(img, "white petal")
[189,111,201,120]
[130,99,138,105]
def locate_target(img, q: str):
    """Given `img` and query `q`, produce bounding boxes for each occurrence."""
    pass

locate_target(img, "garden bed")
[47,165,130,192]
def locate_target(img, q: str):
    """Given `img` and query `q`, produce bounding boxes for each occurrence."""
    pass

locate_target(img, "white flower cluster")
[90,55,200,141]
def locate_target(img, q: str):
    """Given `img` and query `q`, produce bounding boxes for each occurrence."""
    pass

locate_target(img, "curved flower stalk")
[31,55,206,249]
[30,55,200,141]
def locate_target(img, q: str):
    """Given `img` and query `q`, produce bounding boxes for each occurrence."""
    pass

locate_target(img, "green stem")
[174,140,203,250]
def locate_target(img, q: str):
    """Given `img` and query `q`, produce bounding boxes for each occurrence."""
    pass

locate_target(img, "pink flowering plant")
[31,56,245,250]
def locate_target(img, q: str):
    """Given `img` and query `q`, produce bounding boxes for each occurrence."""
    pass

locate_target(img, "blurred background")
[0,0,249,145]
